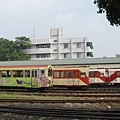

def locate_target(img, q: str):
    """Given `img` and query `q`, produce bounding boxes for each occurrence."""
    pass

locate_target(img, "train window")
[89,71,93,77]
[48,66,52,77]
[74,71,78,77]
[94,72,98,77]
[12,70,23,77]
[25,70,30,77]
[105,71,109,77]
[0,70,11,77]
[54,71,59,78]
[81,72,86,78]
[60,71,64,78]
[66,71,72,78]
[117,72,120,76]
[39,70,45,78]
[100,73,104,77]
[32,70,37,77]
[0,71,2,77]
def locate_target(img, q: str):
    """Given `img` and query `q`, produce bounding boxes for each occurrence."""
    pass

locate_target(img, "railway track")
[0,106,119,119]
[1,91,120,98]
[0,87,120,93]
[0,99,119,103]
[1,87,120,98]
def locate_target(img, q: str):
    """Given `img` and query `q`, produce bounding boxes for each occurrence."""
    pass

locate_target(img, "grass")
[0,93,74,100]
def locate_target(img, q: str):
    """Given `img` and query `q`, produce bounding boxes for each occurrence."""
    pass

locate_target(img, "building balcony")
[23,48,52,54]
[60,49,71,53]
[86,42,94,49]
[30,57,53,60]
[87,52,94,57]
[72,48,84,53]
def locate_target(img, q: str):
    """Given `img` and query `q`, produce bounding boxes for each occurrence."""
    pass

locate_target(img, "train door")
[38,68,47,87]
[108,69,120,84]
[99,70,106,84]
[79,70,89,86]
[116,71,120,84]
[73,70,79,86]
[31,69,38,88]
[38,67,52,87]
[105,69,109,84]
[108,69,115,84]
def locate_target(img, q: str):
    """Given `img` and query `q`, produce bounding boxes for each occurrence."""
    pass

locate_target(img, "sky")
[0,0,120,58]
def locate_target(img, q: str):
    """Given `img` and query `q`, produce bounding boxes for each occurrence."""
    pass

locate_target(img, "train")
[0,65,53,88]
[0,64,120,90]
[89,68,120,86]
[53,67,120,88]
[52,66,89,89]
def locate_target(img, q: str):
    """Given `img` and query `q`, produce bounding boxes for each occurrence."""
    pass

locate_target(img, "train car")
[0,65,53,88]
[107,69,120,85]
[52,66,89,89]
[89,69,107,86]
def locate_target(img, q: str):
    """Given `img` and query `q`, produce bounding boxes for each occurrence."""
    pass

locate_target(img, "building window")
[64,43,68,48]
[36,54,51,58]
[54,40,57,42]
[54,49,57,51]
[64,53,68,58]
[22,46,31,49]
[77,43,81,48]
[36,54,40,58]
[36,44,50,48]
[77,53,81,58]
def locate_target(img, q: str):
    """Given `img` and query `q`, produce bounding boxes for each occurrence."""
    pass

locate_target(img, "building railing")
[23,48,52,54]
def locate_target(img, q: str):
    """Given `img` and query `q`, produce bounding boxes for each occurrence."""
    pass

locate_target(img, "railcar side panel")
[89,69,106,85]
[52,67,89,87]
[108,69,120,84]
[0,65,53,88]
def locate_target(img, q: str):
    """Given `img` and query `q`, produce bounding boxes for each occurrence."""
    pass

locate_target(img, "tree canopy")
[0,36,31,61]
[94,0,120,26]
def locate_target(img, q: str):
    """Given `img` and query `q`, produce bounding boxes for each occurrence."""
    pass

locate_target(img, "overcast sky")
[0,0,120,58]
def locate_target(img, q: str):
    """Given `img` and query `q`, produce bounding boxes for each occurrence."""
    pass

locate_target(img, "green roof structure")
[0,57,120,67]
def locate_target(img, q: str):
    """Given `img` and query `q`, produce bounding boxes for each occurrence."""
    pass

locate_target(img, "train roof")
[0,57,120,67]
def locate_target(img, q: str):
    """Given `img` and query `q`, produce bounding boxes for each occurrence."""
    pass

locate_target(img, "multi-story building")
[23,28,94,60]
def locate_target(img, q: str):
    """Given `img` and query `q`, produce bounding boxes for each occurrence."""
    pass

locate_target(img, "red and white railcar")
[52,67,89,88]
[89,69,107,85]
[107,69,120,85]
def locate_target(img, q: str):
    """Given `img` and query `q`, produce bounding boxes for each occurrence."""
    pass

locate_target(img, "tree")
[94,0,120,26]
[13,36,32,60]
[9,52,30,61]
[116,54,120,57]
[14,36,31,52]
[0,38,14,61]
[0,37,31,61]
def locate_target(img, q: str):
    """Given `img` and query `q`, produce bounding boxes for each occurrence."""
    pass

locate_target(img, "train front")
[39,65,53,88]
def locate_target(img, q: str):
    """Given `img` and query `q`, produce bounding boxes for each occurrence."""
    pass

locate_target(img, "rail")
[0,106,119,119]
[0,99,119,103]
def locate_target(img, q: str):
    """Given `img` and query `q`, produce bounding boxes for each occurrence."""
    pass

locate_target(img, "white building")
[23,28,94,60]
